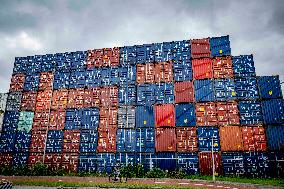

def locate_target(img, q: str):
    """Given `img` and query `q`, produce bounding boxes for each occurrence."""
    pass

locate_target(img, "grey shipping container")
[118,106,135,129]
[0,93,8,111]
[6,92,22,111]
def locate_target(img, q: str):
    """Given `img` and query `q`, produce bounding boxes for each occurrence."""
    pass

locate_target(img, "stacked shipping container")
[0,35,283,177]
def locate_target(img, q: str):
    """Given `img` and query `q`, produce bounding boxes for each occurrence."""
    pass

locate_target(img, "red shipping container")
[9,73,25,92]
[174,81,195,103]
[61,153,79,173]
[242,126,267,152]
[86,49,103,69]
[84,87,101,107]
[49,110,66,130]
[45,153,62,171]
[136,64,146,84]
[196,102,218,126]
[100,86,118,107]
[102,47,120,67]
[136,63,155,84]
[213,56,234,78]
[192,58,213,79]
[176,127,198,152]
[219,126,243,151]
[29,130,47,153]
[155,62,173,83]
[36,90,52,110]
[21,91,37,111]
[0,153,13,167]
[99,107,118,131]
[97,129,117,153]
[51,89,68,110]
[191,38,211,59]
[67,88,84,109]
[155,128,176,152]
[32,110,50,130]
[199,152,222,176]
[63,130,81,153]
[39,72,54,90]
[216,101,240,126]
[28,153,44,167]
[155,104,175,127]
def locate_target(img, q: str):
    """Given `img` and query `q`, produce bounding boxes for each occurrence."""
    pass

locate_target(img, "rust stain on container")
[196,102,218,126]
[156,128,177,152]
[97,129,117,153]
[67,88,85,109]
[84,87,101,108]
[21,91,37,111]
[242,126,267,151]
[155,62,173,83]
[99,107,118,131]
[174,81,195,103]
[155,104,175,127]
[213,56,233,78]
[49,110,66,130]
[216,101,240,125]
[191,38,211,59]
[192,58,213,80]
[176,127,198,152]
[219,126,243,151]
[199,152,222,176]
[9,73,25,92]
[100,86,118,107]
[39,72,54,90]
[51,89,69,110]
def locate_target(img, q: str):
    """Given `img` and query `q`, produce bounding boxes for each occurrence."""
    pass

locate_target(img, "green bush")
[165,169,186,179]
[120,164,146,178]
[145,168,166,178]
[30,163,50,176]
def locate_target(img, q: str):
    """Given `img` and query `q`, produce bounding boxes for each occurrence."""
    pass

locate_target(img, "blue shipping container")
[116,153,136,166]
[69,70,86,89]
[238,101,263,125]
[0,131,16,152]
[171,40,191,63]
[12,153,29,168]
[235,77,259,100]
[23,73,40,91]
[137,84,156,106]
[155,83,174,104]
[81,108,100,130]
[101,68,111,86]
[46,130,64,153]
[85,69,101,87]
[96,153,116,173]
[210,35,231,57]
[194,79,215,102]
[71,51,87,70]
[53,71,70,89]
[119,46,137,65]
[136,128,155,153]
[136,106,155,128]
[65,109,82,130]
[261,99,284,125]
[214,79,237,101]
[175,103,196,126]
[14,132,31,153]
[13,57,27,73]
[173,61,193,81]
[41,54,56,72]
[116,129,136,152]
[266,126,284,151]
[232,55,256,77]
[27,56,41,73]
[56,52,72,71]
[243,152,269,177]
[197,126,220,152]
[2,111,19,132]
[119,85,136,105]
[136,153,157,170]
[257,76,283,99]
[177,153,199,174]
[118,66,136,85]
[78,155,97,172]
[157,152,176,171]
[221,152,245,176]
[80,130,98,153]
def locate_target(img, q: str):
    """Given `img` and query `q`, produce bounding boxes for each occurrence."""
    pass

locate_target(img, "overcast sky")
[0,0,284,93]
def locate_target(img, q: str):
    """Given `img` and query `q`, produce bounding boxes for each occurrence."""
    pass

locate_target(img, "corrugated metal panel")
[27,56,42,73]
[97,129,117,153]
[86,49,103,68]
[41,54,56,72]
[109,67,120,85]
[80,130,98,153]
[136,128,155,153]
[71,51,87,70]
[78,154,97,172]
[213,56,233,78]
[235,77,259,100]
[0,153,13,167]
[85,68,101,87]
[137,84,156,106]
[191,38,211,59]
[46,130,63,153]
[119,85,136,105]
[21,91,37,111]
[6,92,22,111]
[174,81,194,103]
[116,153,136,166]
[118,106,135,129]
[29,130,47,153]
[192,58,213,80]
[136,63,155,84]
[0,93,8,111]
[84,87,101,108]
[197,126,220,151]
[36,90,52,110]
[69,70,86,89]
[55,52,72,71]
[155,83,174,104]
[2,111,19,132]
[176,127,198,152]
[61,153,79,173]
[155,128,176,152]
[243,152,269,177]
[173,60,192,81]
[196,102,218,126]
[45,153,62,171]
[175,104,196,126]
[242,126,267,151]
[214,79,236,101]
[216,101,240,126]
[177,153,199,174]
[53,71,70,90]
[39,72,54,90]
[136,153,157,170]
[9,74,25,92]
[155,62,173,83]
[119,66,136,85]
[257,76,283,99]
[232,55,256,77]
[221,152,244,176]
[100,86,118,107]
[219,126,243,151]
[136,44,152,63]
[32,110,49,130]
[67,88,85,109]
[13,57,27,74]
[12,153,29,168]
[0,132,16,152]
[261,99,284,125]
[63,130,80,153]
[65,109,82,130]
[136,106,154,128]
[81,108,100,130]
[17,111,34,132]
[119,46,137,65]
[99,107,117,131]
[171,40,191,63]
[49,110,65,130]
[194,79,215,102]
[96,153,116,173]
[266,126,284,151]
[155,104,175,127]
[157,152,176,171]
[238,101,263,125]
[101,68,111,86]
[14,132,32,153]
[24,73,40,91]
[199,152,222,176]
[51,89,68,110]
[116,129,136,152]
[210,36,231,57]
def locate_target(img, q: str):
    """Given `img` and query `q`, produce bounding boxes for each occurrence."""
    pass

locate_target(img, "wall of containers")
[0,35,283,177]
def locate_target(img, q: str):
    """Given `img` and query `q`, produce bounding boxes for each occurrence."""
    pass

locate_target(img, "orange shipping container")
[136,63,155,84]
[102,47,119,67]
[86,49,103,69]
[32,110,50,130]
[51,89,68,110]
[192,58,213,80]
[99,107,118,131]
[199,152,222,176]
[36,90,52,110]
[155,104,175,127]
[196,102,218,126]
[213,57,234,78]
[61,153,79,173]
[28,153,44,167]
[9,73,25,92]
[242,126,267,152]
[84,87,101,108]
[67,88,84,109]
[216,101,240,125]
[176,127,198,152]
[155,128,176,152]
[21,91,37,111]
[97,129,117,153]
[155,62,173,83]
[100,86,118,107]
[39,72,54,90]
[219,126,243,151]
[174,81,195,103]
[49,110,66,130]
[191,38,211,59]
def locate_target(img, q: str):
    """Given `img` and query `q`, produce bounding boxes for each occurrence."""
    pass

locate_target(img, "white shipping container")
[0,93,8,111]
[0,112,4,132]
